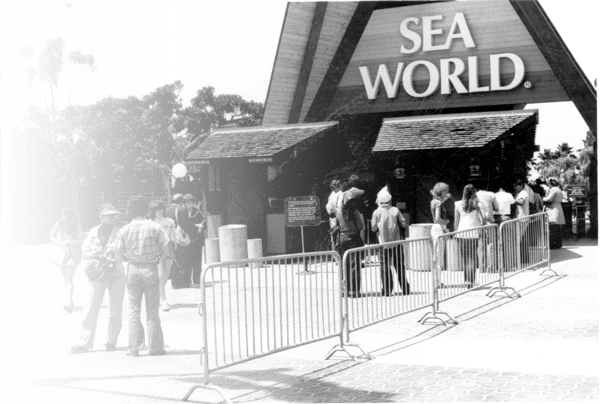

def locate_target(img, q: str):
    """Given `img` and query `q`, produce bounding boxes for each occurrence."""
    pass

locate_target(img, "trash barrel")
[247,238,263,269]
[408,224,433,271]
[205,238,220,264]
[218,224,248,261]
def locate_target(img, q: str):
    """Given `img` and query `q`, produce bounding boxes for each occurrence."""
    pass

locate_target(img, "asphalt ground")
[3,238,598,403]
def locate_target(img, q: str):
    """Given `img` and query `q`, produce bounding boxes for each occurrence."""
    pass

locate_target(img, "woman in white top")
[454,184,484,288]
[543,177,566,249]
[149,200,176,311]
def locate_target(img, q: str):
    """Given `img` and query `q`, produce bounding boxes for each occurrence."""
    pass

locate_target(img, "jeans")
[77,276,126,348]
[126,263,164,353]
[335,233,363,296]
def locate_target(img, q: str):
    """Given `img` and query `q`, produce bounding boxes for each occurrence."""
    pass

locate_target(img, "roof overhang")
[373,110,538,152]
[186,122,338,164]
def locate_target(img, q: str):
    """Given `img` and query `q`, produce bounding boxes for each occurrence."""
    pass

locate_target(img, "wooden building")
[187,0,596,253]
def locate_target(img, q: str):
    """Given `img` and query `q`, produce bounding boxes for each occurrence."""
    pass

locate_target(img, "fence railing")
[183,213,557,401]
[487,212,556,299]
[337,238,433,333]
[183,251,343,403]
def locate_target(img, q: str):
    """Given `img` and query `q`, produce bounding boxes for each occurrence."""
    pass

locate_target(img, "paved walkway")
[4,238,598,403]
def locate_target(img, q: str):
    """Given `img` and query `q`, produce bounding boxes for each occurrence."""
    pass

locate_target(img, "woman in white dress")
[543,177,566,249]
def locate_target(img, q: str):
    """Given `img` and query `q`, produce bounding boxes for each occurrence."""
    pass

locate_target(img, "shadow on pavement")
[550,248,582,264]
[368,273,567,358]
[184,361,399,403]
[26,361,399,403]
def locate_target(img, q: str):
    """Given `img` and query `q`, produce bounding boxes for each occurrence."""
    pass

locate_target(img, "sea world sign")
[326,1,568,115]
[358,12,525,99]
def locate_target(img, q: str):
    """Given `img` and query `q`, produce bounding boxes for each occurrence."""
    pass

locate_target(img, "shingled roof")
[373,110,538,152]
[186,122,338,160]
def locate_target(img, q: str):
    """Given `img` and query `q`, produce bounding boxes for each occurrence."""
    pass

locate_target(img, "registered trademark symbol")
[524,81,533,89]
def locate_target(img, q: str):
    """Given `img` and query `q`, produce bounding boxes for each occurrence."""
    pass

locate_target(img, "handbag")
[85,255,115,282]
[174,207,191,247]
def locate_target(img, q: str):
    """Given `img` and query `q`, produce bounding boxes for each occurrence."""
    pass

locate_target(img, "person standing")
[429,182,454,271]
[166,194,184,287]
[149,200,176,311]
[543,177,566,249]
[371,187,410,296]
[165,194,183,223]
[454,184,484,289]
[173,194,206,287]
[326,179,342,249]
[71,204,124,353]
[493,184,515,224]
[115,196,169,357]
[514,179,531,265]
[336,190,364,298]
[50,208,83,313]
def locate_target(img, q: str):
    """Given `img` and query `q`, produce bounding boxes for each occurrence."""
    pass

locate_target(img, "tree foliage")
[531,135,595,187]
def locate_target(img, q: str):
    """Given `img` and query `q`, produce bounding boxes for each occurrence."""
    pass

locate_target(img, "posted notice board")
[284,196,321,227]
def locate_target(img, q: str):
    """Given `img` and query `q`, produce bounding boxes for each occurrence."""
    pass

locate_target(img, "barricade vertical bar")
[419,237,457,325]
[183,267,233,404]
[540,213,558,276]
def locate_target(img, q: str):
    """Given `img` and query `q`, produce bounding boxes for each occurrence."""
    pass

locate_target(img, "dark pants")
[458,237,478,284]
[379,245,410,295]
[549,224,563,249]
[172,239,203,288]
[126,263,163,353]
[335,233,363,296]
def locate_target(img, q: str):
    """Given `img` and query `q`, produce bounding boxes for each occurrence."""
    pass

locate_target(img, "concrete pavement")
[4,238,598,403]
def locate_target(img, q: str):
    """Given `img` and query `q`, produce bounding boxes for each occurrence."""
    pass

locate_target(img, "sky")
[2,0,598,152]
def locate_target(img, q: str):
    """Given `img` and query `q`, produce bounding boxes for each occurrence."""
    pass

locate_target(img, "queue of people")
[51,193,205,356]
[327,174,567,296]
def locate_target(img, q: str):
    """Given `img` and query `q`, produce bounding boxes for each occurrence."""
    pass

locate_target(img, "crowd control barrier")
[419,224,499,325]
[183,251,343,403]
[323,237,435,359]
[184,214,558,401]
[488,212,556,298]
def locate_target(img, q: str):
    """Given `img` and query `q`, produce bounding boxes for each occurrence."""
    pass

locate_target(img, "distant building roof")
[186,122,338,160]
[373,110,538,152]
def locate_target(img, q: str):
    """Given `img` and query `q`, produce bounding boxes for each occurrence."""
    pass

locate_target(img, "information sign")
[284,196,321,227]
[569,184,587,199]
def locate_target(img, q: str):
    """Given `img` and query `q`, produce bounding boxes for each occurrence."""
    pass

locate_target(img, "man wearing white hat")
[371,186,411,296]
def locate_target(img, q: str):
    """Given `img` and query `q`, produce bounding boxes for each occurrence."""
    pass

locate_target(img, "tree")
[16,37,96,223]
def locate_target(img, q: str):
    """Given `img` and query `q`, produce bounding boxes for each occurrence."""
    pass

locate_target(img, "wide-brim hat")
[183,194,194,200]
[100,204,120,216]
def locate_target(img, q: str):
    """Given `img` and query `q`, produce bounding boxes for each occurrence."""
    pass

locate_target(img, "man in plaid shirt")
[115,195,169,357]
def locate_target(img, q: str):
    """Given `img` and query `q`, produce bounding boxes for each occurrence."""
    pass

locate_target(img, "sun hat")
[376,186,392,205]
[99,204,119,216]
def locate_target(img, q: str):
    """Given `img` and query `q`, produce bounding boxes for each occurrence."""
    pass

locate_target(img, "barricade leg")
[540,215,558,277]
[324,252,371,361]
[487,233,521,299]
[418,239,457,325]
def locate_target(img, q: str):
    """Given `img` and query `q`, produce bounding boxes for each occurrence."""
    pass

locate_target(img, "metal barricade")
[183,251,343,403]
[334,238,434,357]
[419,224,499,325]
[488,212,557,298]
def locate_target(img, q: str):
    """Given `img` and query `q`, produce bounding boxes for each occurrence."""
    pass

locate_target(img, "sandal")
[70,345,88,354]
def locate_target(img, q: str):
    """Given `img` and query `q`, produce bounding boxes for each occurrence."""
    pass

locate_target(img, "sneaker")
[105,344,117,351]
[126,351,139,357]
[161,304,171,312]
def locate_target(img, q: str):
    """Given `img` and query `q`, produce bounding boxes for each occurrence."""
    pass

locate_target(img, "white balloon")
[171,163,187,178]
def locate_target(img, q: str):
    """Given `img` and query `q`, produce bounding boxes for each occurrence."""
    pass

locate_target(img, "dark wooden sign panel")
[327,1,569,116]
[569,184,587,198]
[284,196,321,227]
